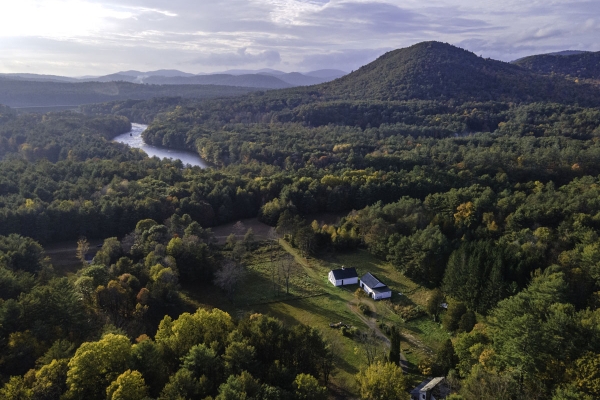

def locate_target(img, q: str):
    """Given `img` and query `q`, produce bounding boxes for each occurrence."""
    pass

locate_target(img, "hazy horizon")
[1,0,599,77]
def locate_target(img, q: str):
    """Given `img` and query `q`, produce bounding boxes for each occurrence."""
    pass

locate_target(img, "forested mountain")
[142,74,293,89]
[514,50,600,81]
[315,41,600,104]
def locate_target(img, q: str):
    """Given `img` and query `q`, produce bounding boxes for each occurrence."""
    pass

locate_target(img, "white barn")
[328,266,359,287]
[360,272,392,300]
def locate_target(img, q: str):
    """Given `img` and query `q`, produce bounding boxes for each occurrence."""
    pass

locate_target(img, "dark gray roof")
[360,272,385,289]
[410,378,433,396]
[411,377,447,396]
[330,267,358,280]
[372,286,391,294]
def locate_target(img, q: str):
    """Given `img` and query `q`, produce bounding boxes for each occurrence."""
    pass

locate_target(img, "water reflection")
[113,123,208,168]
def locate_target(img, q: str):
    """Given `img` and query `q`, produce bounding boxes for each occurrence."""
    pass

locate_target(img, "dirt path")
[400,330,435,357]
[345,301,434,355]
[346,300,434,374]
[346,302,390,347]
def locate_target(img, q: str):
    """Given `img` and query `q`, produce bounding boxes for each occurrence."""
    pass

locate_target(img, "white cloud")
[0,0,598,74]
[0,1,129,39]
[252,0,326,25]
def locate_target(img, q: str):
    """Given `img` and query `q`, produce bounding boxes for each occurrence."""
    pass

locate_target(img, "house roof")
[330,267,358,280]
[360,272,386,289]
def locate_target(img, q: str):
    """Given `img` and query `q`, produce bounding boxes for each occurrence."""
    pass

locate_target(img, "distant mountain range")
[0,67,347,108]
[3,42,600,110]
[0,68,348,90]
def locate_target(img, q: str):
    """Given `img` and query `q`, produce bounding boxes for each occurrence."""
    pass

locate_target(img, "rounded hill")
[316,41,600,105]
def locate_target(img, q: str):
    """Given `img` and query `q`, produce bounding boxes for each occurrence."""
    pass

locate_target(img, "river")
[113,123,209,168]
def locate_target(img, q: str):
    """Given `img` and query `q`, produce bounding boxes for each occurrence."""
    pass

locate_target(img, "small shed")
[359,272,392,300]
[410,377,450,400]
[328,266,359,287]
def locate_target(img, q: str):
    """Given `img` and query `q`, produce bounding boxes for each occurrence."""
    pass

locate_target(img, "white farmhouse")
[328,266,359,287]
[359,272,392,300]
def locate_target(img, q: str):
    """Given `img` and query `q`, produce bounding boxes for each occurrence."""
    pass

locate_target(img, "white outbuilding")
[360,272,392,300]
[328,266,359,287]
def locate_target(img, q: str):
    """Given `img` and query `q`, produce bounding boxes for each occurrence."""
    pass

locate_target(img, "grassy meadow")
[181,234,449,397]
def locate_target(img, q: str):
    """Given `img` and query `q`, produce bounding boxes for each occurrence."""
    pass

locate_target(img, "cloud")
[298,48,391,71]
[1,0,599,74]
[134,7,178,17]
[189,48,282,67]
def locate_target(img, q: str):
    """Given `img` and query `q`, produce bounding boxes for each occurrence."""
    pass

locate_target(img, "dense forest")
[2,41,600,399]
[514,50,600,83]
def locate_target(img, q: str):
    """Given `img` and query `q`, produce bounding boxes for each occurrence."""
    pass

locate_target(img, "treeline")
[0,111,132,162]
[80,97,192,124]
[0,157,281,242]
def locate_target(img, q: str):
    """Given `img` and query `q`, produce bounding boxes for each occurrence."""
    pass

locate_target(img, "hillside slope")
[316,41,600,104]
[513,50,600,81]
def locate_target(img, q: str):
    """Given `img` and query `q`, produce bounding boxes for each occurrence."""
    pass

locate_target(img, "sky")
[0,0,598,76]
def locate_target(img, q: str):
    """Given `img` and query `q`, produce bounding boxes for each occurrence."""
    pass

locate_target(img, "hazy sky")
[0,0,598,76]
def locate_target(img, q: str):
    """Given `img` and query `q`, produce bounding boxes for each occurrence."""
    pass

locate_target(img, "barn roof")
[360,272,386,289]
[330,267,358,280]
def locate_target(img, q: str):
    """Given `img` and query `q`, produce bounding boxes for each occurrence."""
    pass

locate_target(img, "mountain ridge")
[1,68,348,89]
[513,50,600,81]
[309,41,600,104]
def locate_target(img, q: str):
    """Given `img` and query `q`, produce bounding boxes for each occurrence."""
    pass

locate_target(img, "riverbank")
[113,123,209,168]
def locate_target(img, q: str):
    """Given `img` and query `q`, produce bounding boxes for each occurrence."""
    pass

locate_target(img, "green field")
[181,238,447,397]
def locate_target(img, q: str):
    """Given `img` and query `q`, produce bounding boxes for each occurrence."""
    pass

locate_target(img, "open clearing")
[182,238,447,398]
[45,239,104,276]
[43,219,447,398]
